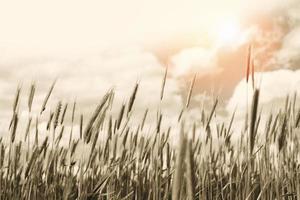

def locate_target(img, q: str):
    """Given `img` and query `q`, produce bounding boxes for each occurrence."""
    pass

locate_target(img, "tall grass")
[0,76,299,200]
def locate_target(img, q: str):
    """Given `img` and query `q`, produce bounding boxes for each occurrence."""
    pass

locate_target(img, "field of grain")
[0,73,299,200]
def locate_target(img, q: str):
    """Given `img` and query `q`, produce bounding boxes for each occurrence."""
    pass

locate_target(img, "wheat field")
[0,73,299,200]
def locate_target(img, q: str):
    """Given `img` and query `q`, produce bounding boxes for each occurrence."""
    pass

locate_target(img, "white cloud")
[227,69,300,116]
[0,47,183,140]
[2,0,300,146]
[275,26,300,68]
[266,0,300,69]
[225,69,300,141]
[170,47,217,77]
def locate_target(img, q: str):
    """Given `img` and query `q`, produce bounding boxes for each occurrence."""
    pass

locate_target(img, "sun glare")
[214,18,242,46]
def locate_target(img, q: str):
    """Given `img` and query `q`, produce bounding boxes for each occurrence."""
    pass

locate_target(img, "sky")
[0,0,300,139]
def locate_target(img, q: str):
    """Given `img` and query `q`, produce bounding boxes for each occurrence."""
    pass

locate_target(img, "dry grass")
[0,76,299,200]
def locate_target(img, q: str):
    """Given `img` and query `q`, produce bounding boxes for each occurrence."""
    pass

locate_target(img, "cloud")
[274,26,300,69]
[226,69,300,138]
[259,0,300,70]
[227,69,300,116]
[0,47,183,140]
[2,0,300,145]
[170,47,217,77]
